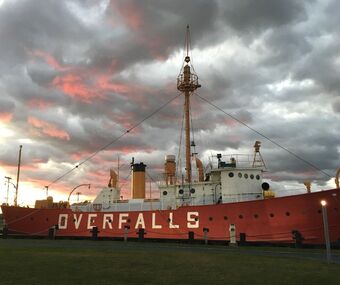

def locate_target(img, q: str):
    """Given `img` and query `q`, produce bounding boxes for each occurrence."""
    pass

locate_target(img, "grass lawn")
[0,239,339,285]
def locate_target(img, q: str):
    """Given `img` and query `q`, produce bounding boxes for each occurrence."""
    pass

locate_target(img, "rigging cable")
[194,92,332,179]
[47,93,182,188]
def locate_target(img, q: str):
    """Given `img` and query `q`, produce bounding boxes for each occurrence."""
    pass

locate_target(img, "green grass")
[0,239,339,285]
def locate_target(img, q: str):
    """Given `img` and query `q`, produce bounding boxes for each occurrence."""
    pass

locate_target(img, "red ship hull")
[2,189,340,244]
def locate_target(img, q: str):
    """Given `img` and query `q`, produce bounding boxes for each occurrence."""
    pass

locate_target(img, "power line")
[194,93,332,178]
[47,93,182,187]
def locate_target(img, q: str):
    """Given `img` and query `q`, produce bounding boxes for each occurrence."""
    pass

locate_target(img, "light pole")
[4,176,17,205]
[4,176,11,204]
[321,200,331,263]
[76,192,81,203]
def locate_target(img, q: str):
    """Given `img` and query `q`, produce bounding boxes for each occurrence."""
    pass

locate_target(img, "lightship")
[2,27,340,245]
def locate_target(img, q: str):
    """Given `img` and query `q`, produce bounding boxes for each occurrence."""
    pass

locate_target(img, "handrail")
[67,184,90,203]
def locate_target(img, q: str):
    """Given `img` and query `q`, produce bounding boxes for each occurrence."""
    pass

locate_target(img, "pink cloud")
[0,112,13,123]
[27,116,70,141]
[96,74,129,93]
[112,1,143,31]
[52,74,103,103]
[27,99,52,110]
[31,50,69,71]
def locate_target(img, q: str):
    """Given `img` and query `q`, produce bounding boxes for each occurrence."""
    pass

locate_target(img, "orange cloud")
[27,116,70,141]
[0,112,13,123]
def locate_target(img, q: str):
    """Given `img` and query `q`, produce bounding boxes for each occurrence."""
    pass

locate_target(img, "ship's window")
[317,210,322,214]
[238,173,242,178]
[254,214,258,219]
[256,175,260,180]
[46,218,49,222]
[163,191,168,196]
[239,215,243,219]
[190,188,195,194]
[228,172,234,178]
[270,213,274,218]
[244,174,248,179]
[224,216,228,220]
[209,217,213,221]
[179,189,184,195]
[250,174,254,179]
[110,189,113,192]
[285,212,290,216]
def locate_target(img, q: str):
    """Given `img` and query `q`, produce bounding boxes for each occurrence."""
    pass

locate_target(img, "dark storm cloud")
[220,0,309,32]
[0,0,91,72]
[0,99,15,113]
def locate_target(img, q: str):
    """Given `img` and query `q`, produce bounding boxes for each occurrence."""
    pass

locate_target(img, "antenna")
[186,24,190,57]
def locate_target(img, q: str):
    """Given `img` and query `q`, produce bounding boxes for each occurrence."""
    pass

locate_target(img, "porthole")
[285,212,290,216]
[244,174,248,179]
[224,216,228,220]
[317,210,322,214]
[256,175,260,180]
[254,214,259,219]
[209,217,213,221]
[239,215,243,219]
[250,174,254,179]
[228,172,234,178]
[163,191,168,196]
[46,218,49,222]
[270,213,274,218]
[190,188,195,194]
[179,189,184,195]
[238,173,242,178]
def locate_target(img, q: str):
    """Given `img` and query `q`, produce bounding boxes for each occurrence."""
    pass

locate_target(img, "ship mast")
[177,25,201,183]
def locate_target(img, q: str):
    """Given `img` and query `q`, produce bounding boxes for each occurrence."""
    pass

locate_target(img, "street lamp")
[320,200,331,263]
[76,192,81,203]
[4,176,17,205]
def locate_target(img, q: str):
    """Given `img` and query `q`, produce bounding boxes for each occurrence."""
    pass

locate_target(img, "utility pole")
[4,176,11,205]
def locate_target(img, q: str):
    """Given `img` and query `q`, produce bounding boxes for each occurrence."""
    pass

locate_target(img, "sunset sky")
[1,0,340,207]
